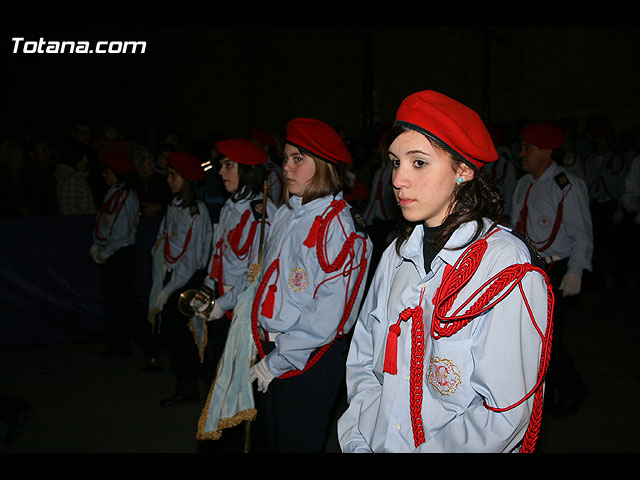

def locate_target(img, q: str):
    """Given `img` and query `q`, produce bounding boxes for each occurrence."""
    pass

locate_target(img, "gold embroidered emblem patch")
[427,356,462,396]
[288,267,308,292]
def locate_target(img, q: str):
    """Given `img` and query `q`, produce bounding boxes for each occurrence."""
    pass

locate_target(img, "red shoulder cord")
[383,229,555,452]
[211,208,261,288]
[227,208,262,259]
[251,199,368,379]
[163,213,198,265]
[209,208,261,320]
[515,182,571,252]
[94,187,131,242]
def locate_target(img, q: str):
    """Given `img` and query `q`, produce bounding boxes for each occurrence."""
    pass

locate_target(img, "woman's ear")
[456,163,475,184]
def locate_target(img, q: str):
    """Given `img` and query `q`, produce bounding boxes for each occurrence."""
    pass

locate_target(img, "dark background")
[2,15,640,455]
[2,21,640,165]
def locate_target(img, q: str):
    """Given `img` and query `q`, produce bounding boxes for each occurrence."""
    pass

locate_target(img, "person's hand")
[206,301,226,321]
[94,250,109,264]
[559,273,582,297]
[249,358,275,393]
[155,290,169,311]
[89,244,101,262]
[89,243,101,258]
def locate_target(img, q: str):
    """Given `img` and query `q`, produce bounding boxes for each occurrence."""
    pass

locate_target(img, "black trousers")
[160,269,224,398]
[253,338,347,453]
[101,245,149,355]
[544,259,588,404]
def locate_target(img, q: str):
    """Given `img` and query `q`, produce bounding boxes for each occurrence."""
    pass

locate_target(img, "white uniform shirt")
[157,197,213,298]
[252,192,372,378]
[338,220,550,453]
[204,193,277,312]
[511,162,593,276]
[93,184,139,256]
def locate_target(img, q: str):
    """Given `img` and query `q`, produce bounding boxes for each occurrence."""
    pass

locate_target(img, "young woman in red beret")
[248,118,372,452]
[190,139,277,378]
[150,152,213,407]
[91,152,142,357]
[338,91,554,453]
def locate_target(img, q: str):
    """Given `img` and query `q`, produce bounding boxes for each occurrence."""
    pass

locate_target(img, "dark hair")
[232,163,267,202]
[386,124,506,255]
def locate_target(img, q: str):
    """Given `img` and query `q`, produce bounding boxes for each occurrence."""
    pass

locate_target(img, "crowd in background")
[2,113,640,294]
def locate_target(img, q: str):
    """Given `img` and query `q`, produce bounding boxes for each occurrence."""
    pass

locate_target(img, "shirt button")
[404,374,410,381]
[394,424,401,430]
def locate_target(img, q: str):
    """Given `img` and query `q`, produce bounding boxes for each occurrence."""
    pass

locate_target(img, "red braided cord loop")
[250,200,368,379]
[408,296,426,447]
[163,215,197,265]
[94,188,131,241]
[429,234,555,452]
[228,210,261,259]
[382,288,427,447]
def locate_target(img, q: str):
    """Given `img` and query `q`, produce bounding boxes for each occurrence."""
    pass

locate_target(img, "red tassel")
[303,215,323,248]
[383,324,402,374]
[261,284,277,318]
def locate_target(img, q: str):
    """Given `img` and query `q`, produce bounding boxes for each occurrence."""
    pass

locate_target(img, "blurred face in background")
[219,158,239,193]
[167,167,184,194]
[103,168,118,186]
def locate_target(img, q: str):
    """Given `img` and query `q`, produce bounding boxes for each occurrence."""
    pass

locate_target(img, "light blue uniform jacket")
[338,220,550,453]
[253,192,372,378]
[93,184,139,256]
[156,197,213,299]
[204,194,277,312]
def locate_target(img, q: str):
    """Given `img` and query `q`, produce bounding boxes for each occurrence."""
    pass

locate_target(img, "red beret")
[520,123,565,150]
[394,90,498,170]
[167,152,205,180]
[215,138,268,165]
[285,117,352,165]
[248,128,275,147]
[104,152,133,173]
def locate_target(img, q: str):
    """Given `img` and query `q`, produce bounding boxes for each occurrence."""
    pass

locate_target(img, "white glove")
[89,243,101,258]
[94,250,110,264]
[206,301,226,321]
[559,272,582,297]
[155,290,169,311]
[90,244,106,264]
[249,358,275,393]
